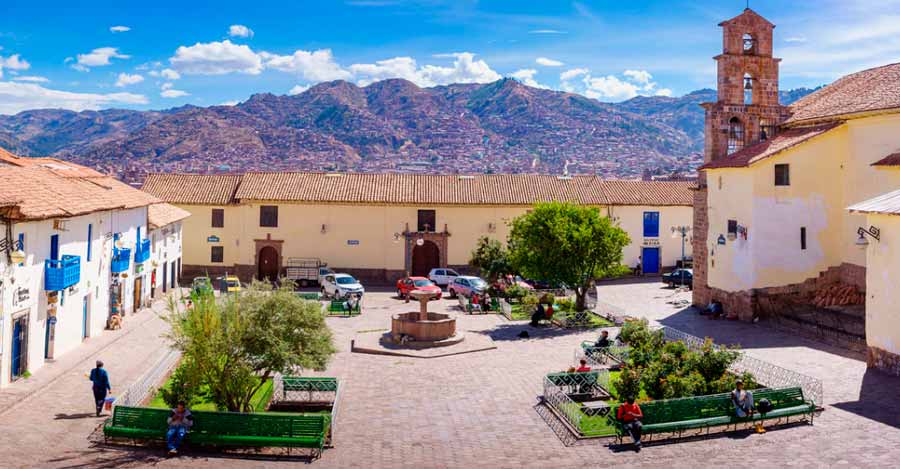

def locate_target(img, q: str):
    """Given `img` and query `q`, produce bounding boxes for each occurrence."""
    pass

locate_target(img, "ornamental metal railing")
[114,349,181,408]
[657,326,823,406]
[542,374,616,438]
[272,375,341,447]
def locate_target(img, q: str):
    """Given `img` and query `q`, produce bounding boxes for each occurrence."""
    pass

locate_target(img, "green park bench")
[282,377,339,397]
[607,386,816,443]
[326,299,360,316]
[296,292,320,301]
[457,295,486,314]
[103,405,328,457]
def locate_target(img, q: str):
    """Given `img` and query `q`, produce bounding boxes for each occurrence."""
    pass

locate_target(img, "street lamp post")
[671,226,691,287]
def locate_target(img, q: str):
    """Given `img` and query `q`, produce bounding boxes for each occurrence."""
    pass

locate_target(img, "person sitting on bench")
[166,401,194,455]
[732,379,765,433]
[617,396,643,451]
[595,330,611,348]
[576,359,591,372]
[530,303,546,326]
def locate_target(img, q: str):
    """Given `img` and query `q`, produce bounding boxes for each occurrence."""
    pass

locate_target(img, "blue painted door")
[50,234,59,261]
[643,212,660,237]
[642,247,660,274]
[11,317,26,379]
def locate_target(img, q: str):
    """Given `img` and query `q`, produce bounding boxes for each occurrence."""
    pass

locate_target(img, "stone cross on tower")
[692,8,791,308]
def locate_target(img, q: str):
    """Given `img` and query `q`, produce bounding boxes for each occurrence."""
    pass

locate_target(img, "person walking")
[88,360,111,417]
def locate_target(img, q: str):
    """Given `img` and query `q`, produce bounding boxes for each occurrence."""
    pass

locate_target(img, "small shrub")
[612,366,641,400]
[159,361,203,409]
[504,284,529,301]
[688,338,741,385]
[556,297,576,312]
[540,292,556,305]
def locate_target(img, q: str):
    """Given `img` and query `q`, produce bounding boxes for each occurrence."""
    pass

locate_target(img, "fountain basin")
[391,312,457,342]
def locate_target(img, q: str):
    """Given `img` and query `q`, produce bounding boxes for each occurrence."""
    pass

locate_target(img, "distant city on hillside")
[0,78,817,184]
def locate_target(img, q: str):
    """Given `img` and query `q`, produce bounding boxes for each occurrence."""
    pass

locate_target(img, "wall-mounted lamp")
[856,226,880,248]
[321,224,328,234]
[487,222,496,233]
[393,232,402,243]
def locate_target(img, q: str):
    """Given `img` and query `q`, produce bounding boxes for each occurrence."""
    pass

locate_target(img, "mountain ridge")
[0,79,817,183]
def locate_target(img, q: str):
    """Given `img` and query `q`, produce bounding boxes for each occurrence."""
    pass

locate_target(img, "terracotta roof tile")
[148,203,192,230]
[872,152,900,167]
[145,172,693,207]
[786,62,900,125]
[0,164,159,221]
[700,122,842,170]
[142,173,244,205]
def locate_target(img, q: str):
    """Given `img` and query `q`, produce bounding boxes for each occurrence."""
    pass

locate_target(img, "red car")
[396,276,443,300]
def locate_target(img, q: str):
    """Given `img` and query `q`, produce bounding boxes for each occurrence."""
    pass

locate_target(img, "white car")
[447,276,488,298]
[428,268,460,287]
[321,273,365,299]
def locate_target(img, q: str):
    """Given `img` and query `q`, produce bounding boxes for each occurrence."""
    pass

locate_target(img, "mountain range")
[0,79,816,183]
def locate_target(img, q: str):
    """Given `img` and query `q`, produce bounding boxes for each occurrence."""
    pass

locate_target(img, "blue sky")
[1,0,898,114]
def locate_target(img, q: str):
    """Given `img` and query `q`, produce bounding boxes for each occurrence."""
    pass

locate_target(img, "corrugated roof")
[872,152,900,167]
[142,173,244,205]
[786,62,900,125]
[847,189,900,216]
[700,123,842,170]
[0,164,159,221]
[145,172,693,207]
[148,203,192,230]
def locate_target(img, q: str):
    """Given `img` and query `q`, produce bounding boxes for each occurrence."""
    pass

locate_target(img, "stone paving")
[4,281,900,468]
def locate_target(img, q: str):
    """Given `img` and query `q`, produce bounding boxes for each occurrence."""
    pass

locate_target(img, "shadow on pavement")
[657,306,864,360]
[831,368,900,429]
[474,323,594,341]
[54,412,100,420]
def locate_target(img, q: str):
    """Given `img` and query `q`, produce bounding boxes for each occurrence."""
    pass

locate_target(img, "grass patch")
[149,377,274,413]
[558,401,618,437]
[509,303,615,328]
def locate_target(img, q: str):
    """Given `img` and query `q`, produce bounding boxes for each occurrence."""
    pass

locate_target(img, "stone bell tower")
[692,8,791,307]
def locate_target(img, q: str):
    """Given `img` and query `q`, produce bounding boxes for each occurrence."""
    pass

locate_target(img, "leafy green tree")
[469,236,511,282]
[507,202,630,311]
[165,280,335,412]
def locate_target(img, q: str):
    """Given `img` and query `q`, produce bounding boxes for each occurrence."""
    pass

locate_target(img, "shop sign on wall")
[642,238,660,247]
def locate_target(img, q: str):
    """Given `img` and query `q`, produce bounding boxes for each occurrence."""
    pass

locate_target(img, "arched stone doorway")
[411,240,440,277]
[258,246,280,281]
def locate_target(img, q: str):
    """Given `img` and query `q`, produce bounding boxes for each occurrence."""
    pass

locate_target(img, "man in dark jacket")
[89,360,111,417]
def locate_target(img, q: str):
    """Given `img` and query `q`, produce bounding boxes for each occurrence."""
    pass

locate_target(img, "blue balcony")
[134,238,151,264]
[45,255,81,291]
[111,248,131,273]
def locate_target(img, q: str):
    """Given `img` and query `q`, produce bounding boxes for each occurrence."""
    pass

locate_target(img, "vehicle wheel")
[300,279,309,288]
[449,288,457,299]
[397,288,403,299]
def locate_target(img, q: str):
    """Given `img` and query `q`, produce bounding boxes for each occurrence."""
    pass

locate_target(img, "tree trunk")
[575,287,587,312]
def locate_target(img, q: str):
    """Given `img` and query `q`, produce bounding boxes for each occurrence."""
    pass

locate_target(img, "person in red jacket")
[616,396,644,451]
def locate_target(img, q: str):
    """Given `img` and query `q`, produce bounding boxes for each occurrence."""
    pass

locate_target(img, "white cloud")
[74,47,130,70]
[536,57,564,67]
[0,54,30,79]
[161,88,189,98]
[559,68,589,81]
[12,75,49,83]
[350,52,501,87]
[115,73,144,87]
[228,24,254,38]
[784,36,807,44]
[529,29,566,34]
[623,69,652,86]
[161,82,174,90]
[509,69,547,89]
[0,82,147,114]
[170,40,263,75]
[219,100,240,106]
[572,69,667,102]
[262,49,351,82]
[149,68,180,80]
[288,84,311,95]
[110,26,131,33]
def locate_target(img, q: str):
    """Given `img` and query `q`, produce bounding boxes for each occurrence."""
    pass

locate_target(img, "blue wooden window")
[87,224,93,262]
[50,234,59,261]
[643,212,660,237]
[17,233,24,266]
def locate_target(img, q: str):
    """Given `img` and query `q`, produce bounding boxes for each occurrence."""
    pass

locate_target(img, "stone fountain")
[389,289,460,347]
